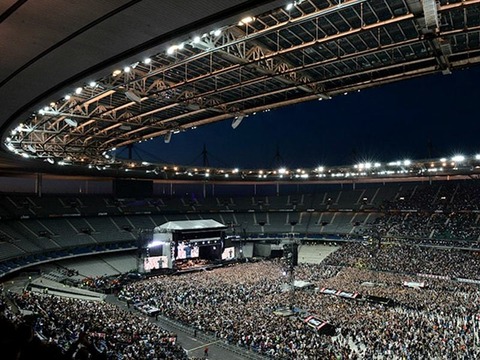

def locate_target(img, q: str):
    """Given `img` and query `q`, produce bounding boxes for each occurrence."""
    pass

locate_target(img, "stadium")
[1,0,480,359]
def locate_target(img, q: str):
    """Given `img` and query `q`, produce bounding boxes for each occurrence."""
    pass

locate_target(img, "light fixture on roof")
[46,158,54,164]
[125,90,143,104]
[164,132,172,143]
[89,81,97,87]
[232,114,244,129]
[317,94,331,100]
[64,118,78,127]
[167,45,178,55]
[297,85,313,93]
[238,16,254,26]
[75,87,82,94]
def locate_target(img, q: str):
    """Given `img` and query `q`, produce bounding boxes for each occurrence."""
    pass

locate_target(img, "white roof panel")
[155,219,226,232]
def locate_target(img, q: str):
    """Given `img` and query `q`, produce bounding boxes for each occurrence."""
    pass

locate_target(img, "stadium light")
[125,90,143,104]
[238,16,254,26]
[232,115,244,129]
[452,155,465,162]
[147,240,166,248]
[64,118,78,127]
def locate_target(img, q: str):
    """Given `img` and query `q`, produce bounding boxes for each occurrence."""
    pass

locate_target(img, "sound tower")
[291,243,298,266]
[284,242,298,267]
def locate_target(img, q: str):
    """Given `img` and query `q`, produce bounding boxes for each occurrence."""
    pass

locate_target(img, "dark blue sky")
[121,66,480,169]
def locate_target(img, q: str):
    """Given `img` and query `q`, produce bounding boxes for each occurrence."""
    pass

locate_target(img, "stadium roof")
[155,219,227,232]
[1,0,480,182]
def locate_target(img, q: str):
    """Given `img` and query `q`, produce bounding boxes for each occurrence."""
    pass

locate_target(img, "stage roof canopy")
[154,219,227,233]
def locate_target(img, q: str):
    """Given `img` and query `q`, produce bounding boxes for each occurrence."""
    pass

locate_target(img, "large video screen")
[144,256,168,271]
[221,246,235,260]
[176,242,199,260]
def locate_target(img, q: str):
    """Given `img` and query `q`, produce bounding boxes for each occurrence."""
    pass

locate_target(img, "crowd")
[357,211,480,243]
[116,252,480,359]
[379,181,480,212]
[360,181,480,243]
[323,241,480,280]
[1,289,187,360]
[2,245,480,359]
[2,239,480,360]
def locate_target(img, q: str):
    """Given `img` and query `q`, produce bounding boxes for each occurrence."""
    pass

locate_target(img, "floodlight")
[64,118,78,127]
[238,16,254,25]
[125,90,143,104]
[232,115,244,129]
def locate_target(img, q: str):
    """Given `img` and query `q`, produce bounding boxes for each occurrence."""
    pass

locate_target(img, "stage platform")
[175,262,224,274]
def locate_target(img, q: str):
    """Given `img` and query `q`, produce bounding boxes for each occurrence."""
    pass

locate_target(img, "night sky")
[120,65,480,170]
